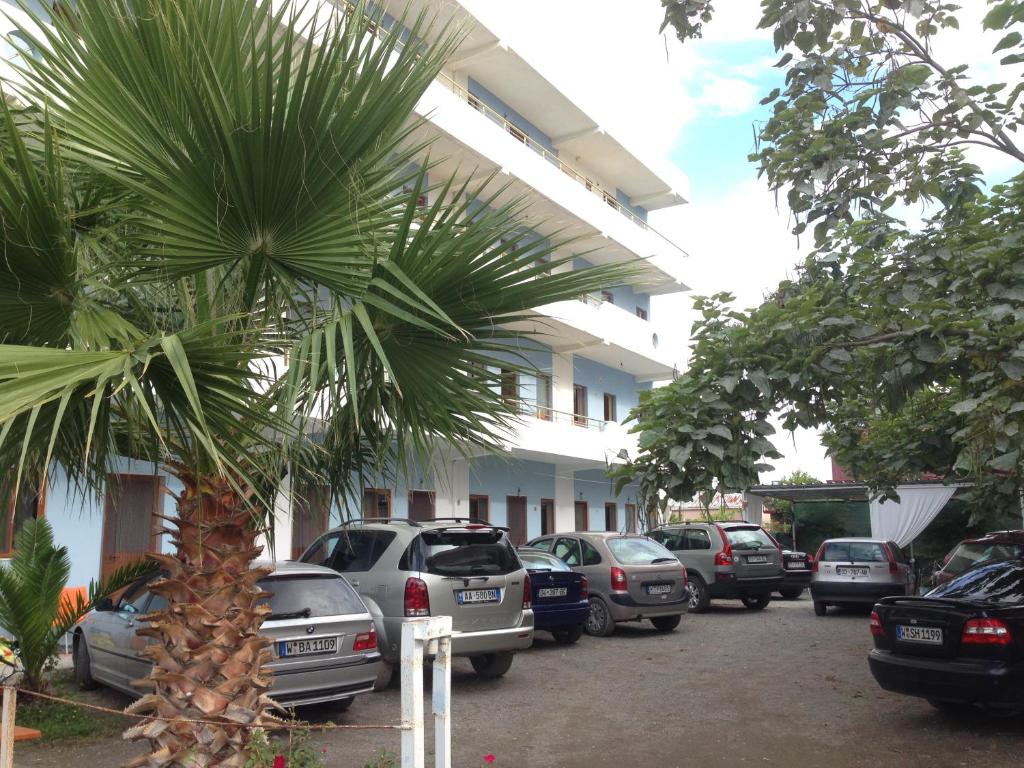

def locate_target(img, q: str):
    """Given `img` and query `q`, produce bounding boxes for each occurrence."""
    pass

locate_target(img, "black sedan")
[868,559,1024,713]
[777,550,812,599]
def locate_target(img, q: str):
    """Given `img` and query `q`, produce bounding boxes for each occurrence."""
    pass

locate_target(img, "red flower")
[483,755,497,764]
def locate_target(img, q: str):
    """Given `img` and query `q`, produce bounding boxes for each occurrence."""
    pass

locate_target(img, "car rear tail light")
[522,573,532,609]
[580,575,589,600]
[962,618,1012,645]
[610,566,628,592]
[812,543,825,572]
[680,569,688,586]
[869,611,885,637]
[713,525,734,566]
[353,627,377,652]
[882,543,899,575]
[404,577,430,617]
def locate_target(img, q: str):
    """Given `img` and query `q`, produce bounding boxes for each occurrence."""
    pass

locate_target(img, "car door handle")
[350,580,360,587]
[125,620,135,628]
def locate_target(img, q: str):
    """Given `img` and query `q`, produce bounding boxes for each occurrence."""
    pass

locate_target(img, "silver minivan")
[301,519,533,685]
[72,562,381,710]
[527,532,688,636]
[810,537,915,615]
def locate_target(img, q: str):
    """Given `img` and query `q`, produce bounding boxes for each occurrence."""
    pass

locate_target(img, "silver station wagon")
[301,518,534,685]
[72,561,381,711]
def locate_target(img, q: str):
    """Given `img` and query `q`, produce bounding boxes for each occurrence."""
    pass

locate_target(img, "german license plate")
[457,588,500,605]
[896,625,943,644]
[278,636,338,658]
[537,587,567,598]
[646,583,672,595]
[746,555,768,563]
[787,562,806,569]
[836,566,869,577]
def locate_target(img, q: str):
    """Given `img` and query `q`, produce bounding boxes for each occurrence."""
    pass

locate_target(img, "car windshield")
[821,541,887,562]
[607,537,677,565]
[725,527,775,550]
[417,529,520,576]
[258,574,366,619]
[519,551,570,572]
[929,560,1024,605]
[943,541,1024,577]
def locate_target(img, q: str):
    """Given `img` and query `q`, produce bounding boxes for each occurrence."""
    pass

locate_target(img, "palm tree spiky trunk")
[125,471,277,768]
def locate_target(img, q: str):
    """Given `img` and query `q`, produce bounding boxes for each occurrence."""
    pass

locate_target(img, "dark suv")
[649,521,784,612]
[931,530,1024,588]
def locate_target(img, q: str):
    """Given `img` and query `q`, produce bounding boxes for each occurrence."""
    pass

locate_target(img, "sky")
[460,0,829,481]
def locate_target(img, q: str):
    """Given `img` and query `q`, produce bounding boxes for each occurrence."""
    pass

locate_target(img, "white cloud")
[694,73,762,117]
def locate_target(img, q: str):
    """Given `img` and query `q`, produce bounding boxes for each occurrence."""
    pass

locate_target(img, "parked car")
[517,547,589,644]
[648,521,784,612]
[72,562,380,710]
[301,518,533,685]
[931,530,1024,588]
[527,532,688,636]
[778,550,812,600]
[868,558,1024,714]
[811,538,914,616]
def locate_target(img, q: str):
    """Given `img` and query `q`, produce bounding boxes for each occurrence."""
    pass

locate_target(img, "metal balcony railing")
[524,404,607,432]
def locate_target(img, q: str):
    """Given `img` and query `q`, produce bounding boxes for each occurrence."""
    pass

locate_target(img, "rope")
[8,687,408,732]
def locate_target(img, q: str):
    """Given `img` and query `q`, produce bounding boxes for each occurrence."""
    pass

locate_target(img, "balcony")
[500,405,638,468]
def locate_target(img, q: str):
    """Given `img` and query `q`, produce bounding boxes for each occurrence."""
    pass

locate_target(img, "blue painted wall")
[615,188,648,223]
[572,356,640,424]
[574,468,641,532]
[573,256,652,319]
[468,78,557,156]
[468,456,555,540]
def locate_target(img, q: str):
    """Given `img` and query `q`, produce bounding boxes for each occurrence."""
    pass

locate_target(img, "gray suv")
[527,532,688,636]
[300,518,534,685]
[649,522,784,612]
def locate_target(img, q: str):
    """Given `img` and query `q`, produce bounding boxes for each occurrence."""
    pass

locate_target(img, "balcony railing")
[342,1,686,257]
[522,404,607,432]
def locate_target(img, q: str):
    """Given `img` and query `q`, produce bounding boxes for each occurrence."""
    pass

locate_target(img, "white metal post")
[400,617,453,768]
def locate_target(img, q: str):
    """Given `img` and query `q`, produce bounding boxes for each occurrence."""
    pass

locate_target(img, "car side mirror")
[95,597,114,612]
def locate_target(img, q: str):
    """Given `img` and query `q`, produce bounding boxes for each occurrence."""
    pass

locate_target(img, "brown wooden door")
[101,474,163,580]
[625,503,638,533]
[574,501,588,531]
[292,485,330,559]
[409,490,435,522]
[507,496,527,545]
[573,385,588,426]
[541,499,555,536]
[604,503,618,532]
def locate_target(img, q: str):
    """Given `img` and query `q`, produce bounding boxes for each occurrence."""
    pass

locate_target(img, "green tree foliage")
[0,518,152,691]
[620,1,1024,517]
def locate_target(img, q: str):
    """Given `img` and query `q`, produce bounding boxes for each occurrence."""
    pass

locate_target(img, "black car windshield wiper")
[651,557,678,564]
[268,607,311,621]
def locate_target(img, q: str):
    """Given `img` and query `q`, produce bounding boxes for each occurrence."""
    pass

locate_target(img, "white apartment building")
[0,0,689,587]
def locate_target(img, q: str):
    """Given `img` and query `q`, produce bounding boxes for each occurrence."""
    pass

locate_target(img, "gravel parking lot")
[17,597,1024,767]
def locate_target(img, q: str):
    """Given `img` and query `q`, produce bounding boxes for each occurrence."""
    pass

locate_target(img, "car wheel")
[650,615,681,632]
[551,625,584,645]
[469,652,514,679]
[73,635,97,691]
[928,699,973,714]
[742,594,770,610]
[373,660,396,692]
[813,601,827,616]
[685,575,711,614]
[584,596,616,637]
[778,587,804,600]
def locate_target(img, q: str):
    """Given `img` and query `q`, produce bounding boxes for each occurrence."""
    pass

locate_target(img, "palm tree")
[0,1,630,765]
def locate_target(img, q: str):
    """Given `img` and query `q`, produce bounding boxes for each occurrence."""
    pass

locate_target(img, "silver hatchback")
[810,537,915,616]
[72,562,381,711]
[527,532,688,636]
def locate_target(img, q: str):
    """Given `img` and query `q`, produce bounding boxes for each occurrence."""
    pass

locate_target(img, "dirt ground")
[16,597,1024,767]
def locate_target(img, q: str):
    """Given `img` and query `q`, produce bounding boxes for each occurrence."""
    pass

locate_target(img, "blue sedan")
[518,547,589,644]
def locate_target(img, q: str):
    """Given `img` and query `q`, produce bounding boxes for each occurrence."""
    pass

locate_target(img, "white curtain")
[742,493,764,525]
[869,485,957,547]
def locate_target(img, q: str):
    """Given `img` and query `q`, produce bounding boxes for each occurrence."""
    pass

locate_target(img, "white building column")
[433,457,470,517]
[554,462,575,532]
[552,351,574,414]
[256,475,292,564]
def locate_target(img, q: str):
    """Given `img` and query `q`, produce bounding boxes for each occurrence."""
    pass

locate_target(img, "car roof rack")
[428,517,490,525]
[335,517,422,528]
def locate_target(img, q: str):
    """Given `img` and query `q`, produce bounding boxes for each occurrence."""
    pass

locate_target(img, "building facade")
[0,0,689,587]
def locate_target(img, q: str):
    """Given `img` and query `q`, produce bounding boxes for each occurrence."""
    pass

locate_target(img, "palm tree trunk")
[124,470,278,768]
